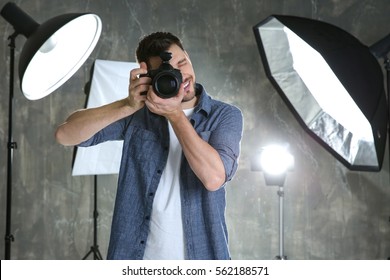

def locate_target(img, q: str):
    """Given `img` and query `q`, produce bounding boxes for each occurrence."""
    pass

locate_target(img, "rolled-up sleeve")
[209,106,243,182]
[78,117,128,147]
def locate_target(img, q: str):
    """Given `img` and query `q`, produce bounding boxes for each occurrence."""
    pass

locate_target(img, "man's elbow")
[204,173,226,192]
[54,125,76,146]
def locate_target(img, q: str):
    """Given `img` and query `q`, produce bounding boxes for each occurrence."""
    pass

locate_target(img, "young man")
[55,32,243,259]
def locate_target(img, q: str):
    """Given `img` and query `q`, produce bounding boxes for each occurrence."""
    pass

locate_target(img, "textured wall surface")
[0,0,389,260]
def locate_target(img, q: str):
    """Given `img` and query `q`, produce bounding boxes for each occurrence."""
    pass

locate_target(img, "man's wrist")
[121,97,142,115]
[166,109,185,123]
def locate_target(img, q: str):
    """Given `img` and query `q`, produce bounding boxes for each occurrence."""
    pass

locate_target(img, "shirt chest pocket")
[127,128,161,161]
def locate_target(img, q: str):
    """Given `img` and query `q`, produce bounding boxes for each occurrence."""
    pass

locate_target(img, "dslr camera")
[140,51,182,98]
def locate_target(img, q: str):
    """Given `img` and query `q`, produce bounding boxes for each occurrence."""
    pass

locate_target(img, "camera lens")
[148,52,183,98]
[153,72,180,98]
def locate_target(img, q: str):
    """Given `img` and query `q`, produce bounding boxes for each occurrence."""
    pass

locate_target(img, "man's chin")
[181,90,196,103]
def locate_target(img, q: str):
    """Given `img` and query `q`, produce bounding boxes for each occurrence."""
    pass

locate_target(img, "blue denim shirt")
[80,84,243,259]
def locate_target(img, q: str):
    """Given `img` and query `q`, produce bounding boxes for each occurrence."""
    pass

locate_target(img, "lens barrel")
[153,70,182,98]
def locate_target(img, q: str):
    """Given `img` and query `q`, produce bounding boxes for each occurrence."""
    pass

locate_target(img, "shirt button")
[140,240,145,244]
[157,169,162,174]
[149,192,154,196]
[145,216,150,220]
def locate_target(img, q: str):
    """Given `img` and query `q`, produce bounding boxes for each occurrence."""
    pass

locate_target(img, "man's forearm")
[168,111,226,191]
[55,98,135,146]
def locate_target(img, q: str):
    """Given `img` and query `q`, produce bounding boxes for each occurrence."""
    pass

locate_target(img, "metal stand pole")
[384,56,389,186]
[4,32,18,260]
[276,186,287,260]
[384,56,389,260]
[82,175,103,260]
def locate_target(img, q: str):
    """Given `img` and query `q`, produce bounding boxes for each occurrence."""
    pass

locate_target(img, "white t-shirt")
[143,108,194,260]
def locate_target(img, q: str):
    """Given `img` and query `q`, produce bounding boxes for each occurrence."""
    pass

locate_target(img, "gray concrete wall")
[0,0,389,259]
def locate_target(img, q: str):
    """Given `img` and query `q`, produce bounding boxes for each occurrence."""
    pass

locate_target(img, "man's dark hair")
[136,32,184,68]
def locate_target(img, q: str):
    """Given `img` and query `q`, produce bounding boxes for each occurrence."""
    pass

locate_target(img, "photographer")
[55,32,243,260]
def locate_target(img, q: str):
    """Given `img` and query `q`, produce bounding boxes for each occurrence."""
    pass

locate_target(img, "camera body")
[140,52,182,99]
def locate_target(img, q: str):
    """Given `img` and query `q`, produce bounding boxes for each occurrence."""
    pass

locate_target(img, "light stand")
[276,185,286,260]
[4,31,18,261]
[82,175,103,260]
[382,53,390,260]
[1,2,101,259]
[251,144,294,260]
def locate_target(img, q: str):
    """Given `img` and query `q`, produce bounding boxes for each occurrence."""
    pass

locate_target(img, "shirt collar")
[193,83,212,117]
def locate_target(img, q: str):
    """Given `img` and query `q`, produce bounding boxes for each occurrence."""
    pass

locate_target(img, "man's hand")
[127,62,149,111]
[145,81,185,118]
